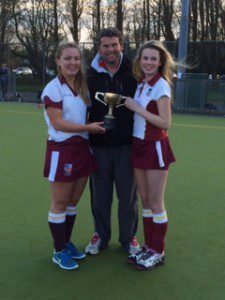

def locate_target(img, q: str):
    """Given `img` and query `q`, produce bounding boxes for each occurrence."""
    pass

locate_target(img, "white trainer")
[85,232,101,255]
[128,246,148,264]
[135,251,165,270]
[129,236,141,255]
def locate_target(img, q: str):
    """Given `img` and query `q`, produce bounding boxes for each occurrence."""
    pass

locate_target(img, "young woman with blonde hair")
[42,42,105,270]
[125,40,176,270]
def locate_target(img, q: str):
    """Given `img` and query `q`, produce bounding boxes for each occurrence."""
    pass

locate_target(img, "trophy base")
[104,116,115,130]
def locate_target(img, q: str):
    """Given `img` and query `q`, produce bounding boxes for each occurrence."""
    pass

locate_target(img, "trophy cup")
[95,92,125,130]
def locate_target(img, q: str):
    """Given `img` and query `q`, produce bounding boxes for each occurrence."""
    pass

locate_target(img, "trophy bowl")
[95,92,125,130]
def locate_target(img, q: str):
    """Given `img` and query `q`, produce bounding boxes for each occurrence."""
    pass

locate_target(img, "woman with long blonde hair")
[125,40,176,270]
[42,42,105,270]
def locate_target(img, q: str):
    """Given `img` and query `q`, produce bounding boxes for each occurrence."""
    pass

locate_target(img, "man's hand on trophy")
[124,97,141,113]
[87,122,106,134]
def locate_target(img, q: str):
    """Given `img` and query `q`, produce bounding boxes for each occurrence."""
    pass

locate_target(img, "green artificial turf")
[0,103,225,300]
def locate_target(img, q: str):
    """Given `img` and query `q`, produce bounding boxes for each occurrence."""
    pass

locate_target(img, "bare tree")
[189,0,225,41]
[53,0,59,45]
[91,0,101,35]
[209,0,219,40]
[62,0,85,42]
[12,0,57,78]
[124,0,144,45]
[219,0,225,40]
[84,0,117,45]
[145,0,151,40]
[161,0,175,40]
[0,0,13,62]
[115,0,124,32]
[190,0,198,41]
[124,0,170,44]
[156,0,162,39]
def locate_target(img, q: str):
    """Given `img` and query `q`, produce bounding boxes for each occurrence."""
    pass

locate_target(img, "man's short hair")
[96,27,123,47]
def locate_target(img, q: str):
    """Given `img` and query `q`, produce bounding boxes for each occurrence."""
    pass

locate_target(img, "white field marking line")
[0,109,41,115]
[0,109,225,130]
[172,123,225,130]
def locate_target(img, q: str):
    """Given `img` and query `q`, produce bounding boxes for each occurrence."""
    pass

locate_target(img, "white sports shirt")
[133,74,171,141]
[41,76,89,142]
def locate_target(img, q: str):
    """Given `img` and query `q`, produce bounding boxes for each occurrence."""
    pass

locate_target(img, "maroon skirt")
[132,136,176,170]
[44,136,98,182]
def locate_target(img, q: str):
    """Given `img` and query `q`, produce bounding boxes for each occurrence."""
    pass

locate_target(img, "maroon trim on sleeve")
[44,96,63,110]
[144,101,168,141]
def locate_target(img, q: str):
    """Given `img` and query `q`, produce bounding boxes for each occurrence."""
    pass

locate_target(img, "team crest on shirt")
[147,88,153,96]
[64,163,73,176]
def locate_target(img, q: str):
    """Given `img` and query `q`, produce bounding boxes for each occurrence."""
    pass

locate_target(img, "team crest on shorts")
[64,163,73,176]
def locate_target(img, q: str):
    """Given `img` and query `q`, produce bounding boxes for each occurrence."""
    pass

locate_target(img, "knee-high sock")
[142,209,154,248]
[151,211,168,254]
[48,211,66,252]
[65,206,77,244]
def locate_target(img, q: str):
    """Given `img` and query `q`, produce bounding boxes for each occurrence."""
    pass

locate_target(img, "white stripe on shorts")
[48,151,59,181]
[156,141,165,168]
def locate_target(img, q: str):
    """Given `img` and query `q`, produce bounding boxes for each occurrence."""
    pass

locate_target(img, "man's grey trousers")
[90,145,138,251]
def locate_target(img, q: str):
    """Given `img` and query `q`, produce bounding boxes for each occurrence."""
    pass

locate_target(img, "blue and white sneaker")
[66,242,86,260]
[53,249,79,270]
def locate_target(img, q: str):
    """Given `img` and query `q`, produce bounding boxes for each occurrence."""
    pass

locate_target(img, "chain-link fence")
[1,41,225,114]
[173,78,225,115]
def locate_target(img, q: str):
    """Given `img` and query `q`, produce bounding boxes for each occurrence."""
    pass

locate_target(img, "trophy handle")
[116,96,126,108]
[95,92,107,106]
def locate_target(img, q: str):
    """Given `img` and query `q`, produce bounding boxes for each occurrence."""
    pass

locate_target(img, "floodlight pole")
[177,0,190,78]
[175,0,190,112]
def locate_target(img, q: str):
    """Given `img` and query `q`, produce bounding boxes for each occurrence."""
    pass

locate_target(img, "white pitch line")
[172,123,225,130]
[1,109,225,130]
[0,109,41,115]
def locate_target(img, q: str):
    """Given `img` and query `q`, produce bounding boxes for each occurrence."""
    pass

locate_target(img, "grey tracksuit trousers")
[90,145,138,251]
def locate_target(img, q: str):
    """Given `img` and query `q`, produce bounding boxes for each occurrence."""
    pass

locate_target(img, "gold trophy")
[95,92,125,130]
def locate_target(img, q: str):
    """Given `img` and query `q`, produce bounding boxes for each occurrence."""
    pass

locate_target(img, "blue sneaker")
[53,248,79,270]
[66,242,86,260]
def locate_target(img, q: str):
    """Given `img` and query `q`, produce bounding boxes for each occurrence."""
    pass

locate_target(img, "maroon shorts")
[44,136,98,182]
[132,136,176,170]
